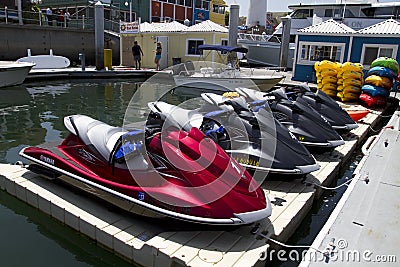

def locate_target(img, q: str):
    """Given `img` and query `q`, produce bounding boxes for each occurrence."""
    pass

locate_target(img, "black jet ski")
[282,84,358,132]
[148,96,320,180]
[235,87,345,150]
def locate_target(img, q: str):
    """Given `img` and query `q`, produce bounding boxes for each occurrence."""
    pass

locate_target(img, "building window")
[177,0,185,6]
[195,0,201,8]
[195,0,210,10]
[213,4,218,13]
[187,39,204,55]
[298,42,345,64]
[212,4,225,14]
[168,0,176,4]
[361,44,398,68]
[185,0,193,7]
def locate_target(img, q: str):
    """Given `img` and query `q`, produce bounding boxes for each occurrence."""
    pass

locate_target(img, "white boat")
[17,49,70,69]
[238,33,295,68]
[239,0,400,68]
[172,45,285,92]
[0,61,35,88]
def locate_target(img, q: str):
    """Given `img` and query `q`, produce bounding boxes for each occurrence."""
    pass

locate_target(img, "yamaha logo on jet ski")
[39,155,54,165]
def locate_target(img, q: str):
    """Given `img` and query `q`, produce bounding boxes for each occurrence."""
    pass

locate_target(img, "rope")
[303,175,369,190]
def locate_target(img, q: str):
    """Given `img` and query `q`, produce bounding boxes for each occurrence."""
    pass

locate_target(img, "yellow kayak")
[364,75,393,89]
[343,86,361,94]
[342,70,363,80]
[343,78,362,87]
[337,91,359,102]
[342,62,363,72]
[320,68,338,77]
[322,88,338,97]
[321,82,337,91]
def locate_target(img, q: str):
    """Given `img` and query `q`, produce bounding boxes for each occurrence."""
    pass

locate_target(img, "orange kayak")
[346,110,370,121]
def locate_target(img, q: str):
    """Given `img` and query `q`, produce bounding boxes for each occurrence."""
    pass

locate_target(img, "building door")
[156,36,168,70]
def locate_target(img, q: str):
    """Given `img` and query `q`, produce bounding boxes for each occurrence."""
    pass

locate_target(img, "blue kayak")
[367,66,397,79]
[361,84,390,97]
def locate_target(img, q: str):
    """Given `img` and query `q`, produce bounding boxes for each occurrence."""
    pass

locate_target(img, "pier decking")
[0,102,389,266]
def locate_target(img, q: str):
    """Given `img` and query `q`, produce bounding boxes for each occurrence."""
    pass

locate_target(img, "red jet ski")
[19,115,271,225]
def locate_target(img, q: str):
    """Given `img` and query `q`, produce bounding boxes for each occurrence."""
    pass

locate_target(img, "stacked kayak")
[371,57,399,74]
[314,60,340,98]
[336,62,363,102]
[360,57,399,107]
[346,109,370,122]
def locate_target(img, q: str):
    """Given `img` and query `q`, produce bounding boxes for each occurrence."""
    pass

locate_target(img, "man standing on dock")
[132,41,144,70]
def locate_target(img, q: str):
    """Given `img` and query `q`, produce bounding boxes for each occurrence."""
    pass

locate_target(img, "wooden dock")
[0,105,386,267]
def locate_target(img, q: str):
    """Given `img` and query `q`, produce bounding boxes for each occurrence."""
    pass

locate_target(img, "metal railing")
[0,7,120,33]
[237,33,281,43]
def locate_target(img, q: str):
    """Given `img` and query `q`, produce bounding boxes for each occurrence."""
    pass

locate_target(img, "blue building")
[293,19,400,83]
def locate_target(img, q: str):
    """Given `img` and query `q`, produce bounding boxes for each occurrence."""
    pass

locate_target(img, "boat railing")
[240,66,287,77]
[238,33,281,43]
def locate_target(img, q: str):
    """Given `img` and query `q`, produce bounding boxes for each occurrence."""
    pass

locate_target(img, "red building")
[151,0,193,23]
[150,0,210,23]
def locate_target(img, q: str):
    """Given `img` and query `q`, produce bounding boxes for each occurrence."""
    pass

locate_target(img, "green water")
[0,80,152,266]
[0,78,217,266]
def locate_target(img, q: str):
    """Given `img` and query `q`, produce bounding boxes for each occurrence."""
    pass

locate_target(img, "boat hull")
[0,61,34,88]
[17,55,70,69]
[173,75,283,92]
[238,40,295,69]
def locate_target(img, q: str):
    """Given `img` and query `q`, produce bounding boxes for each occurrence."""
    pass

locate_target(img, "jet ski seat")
[148,102,203,130]
[64,115,148,170]
[270,88,289,101]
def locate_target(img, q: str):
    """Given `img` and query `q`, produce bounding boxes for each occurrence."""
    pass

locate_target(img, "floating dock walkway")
[0,102,391,267]
[300,108,400,266]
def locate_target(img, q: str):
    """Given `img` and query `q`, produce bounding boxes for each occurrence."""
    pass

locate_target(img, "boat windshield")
[364,6,400,18]
[291,9,313,19]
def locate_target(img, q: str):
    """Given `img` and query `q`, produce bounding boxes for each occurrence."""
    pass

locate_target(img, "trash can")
[172,57,181,65]
[104,49,112,70]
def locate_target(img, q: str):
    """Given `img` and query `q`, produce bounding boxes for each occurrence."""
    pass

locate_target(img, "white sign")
[120,21,140,34]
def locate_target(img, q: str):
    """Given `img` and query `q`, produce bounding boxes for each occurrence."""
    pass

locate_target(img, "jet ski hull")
[285,86,358,132]
[236,87,345,149]
[19,116,271,225]
[148,101,320,179]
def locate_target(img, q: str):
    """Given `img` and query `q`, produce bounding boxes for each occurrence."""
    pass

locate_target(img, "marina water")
[0,80,144,266]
